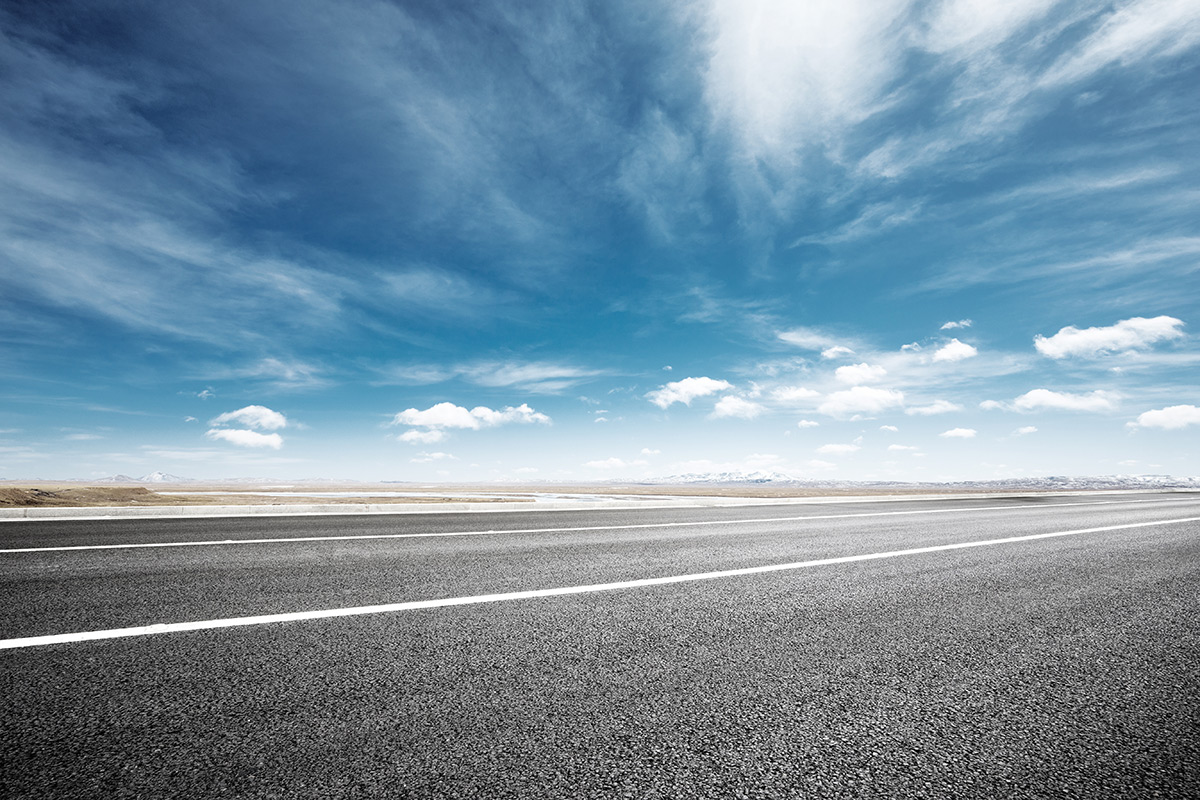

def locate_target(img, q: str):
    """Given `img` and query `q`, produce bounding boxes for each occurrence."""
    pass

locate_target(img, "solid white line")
[0,497,1187,554]
[2,514,1197,650]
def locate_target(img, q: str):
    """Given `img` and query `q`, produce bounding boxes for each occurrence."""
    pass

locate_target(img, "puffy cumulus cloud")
[641,448,661,455]
[835,363,887,384]
[796,419,820,428]
[939,428,977,438]
[1128,404,1200,430]
[932,339,978,362]
[816,443,860,455]
[821,346,855,359]
[392,402,550,444]
[646,377,732,409]
[1013,389,1118,412]
[770,386,820,404]
[585,457,649,470]
[392,402,550,430]
[205,429,283,449]
[1014,426,1039,436]
[940,319,972,330]
[1034,316,1184,358]
[905,400,963,416]
[209,405,287,430]
[710,396,766,419]
[818,386,904,418]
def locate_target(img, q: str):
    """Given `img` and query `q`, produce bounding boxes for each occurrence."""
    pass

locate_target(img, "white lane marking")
[3,514,1197,650]
[0,497,1188,554]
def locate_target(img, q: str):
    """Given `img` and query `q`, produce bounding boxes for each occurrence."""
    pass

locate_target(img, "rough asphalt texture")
[2,493,1198,798]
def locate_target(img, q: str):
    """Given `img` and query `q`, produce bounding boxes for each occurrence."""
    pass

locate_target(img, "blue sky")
[2,0,1198,482]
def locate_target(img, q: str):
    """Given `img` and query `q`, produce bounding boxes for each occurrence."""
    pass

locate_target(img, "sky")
[1,0,1198,483]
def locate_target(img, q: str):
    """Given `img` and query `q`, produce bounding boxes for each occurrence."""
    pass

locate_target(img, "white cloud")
[641,448,661,455]
[821,345,855,359]
[770,386,820,403]
[905,400,963,416]
[1013,389,1118,412]
[1014,426,1039,436]
[932,339,978,362]
[710,396,766,419]
[1034,316,1185,358]
[392,402,551,430]
[1040,0,1200,87]
[1128,404,1200,430]
[979,400,1005,410]
[888,444,919,451]
[940,319,973,330]
[818,386,904,418]
[399,429,445,444]
[410,451,457,463]
[816,443,861,455]
[777,327,841,350]
[205,428,284,449]
[879,425,899,432]
[939,428,977,438]
[835,363,887,384]
[646,377,732,408]
[209,405,287,430]
[796,419,820,429]
[585,457,648,470]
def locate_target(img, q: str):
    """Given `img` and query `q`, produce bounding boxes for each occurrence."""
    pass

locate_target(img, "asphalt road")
[2,492,1199,798]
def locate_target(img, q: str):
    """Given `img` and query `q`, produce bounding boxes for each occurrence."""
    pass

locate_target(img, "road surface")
[3,492,1198,797]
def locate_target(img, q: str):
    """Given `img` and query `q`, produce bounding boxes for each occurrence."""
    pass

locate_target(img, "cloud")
[1014,426,1039,435]
[796,419,820,429]
[585,457,648,470]
[778,327,841,350]
[835,363,887,384]
[392,402,550,443]
[932,339,978,362]
[646,377,732,409]
[1013,389,1118,412]
[817,443,860,455]
[770,386,820,404]
[205,429,284,449]
[641,448,661,455]
[888,444,919,451]
[392,402,550,430]
[1034,316,1185,358]
[817,386,904,418]
[1128,404,1200,430]
[821,346,855,359]
[1040,0,1200,87]
[380,360,606,393]
[905,400,963,416]
[939,428,977,438]
[399,429,445,444]
[710,396,766,419]
[940,319,972,330]
[410,451,457,463]
[879,425,898,432]
[209,405,288,430]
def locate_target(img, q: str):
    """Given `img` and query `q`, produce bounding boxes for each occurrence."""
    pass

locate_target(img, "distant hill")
[95,472,194,483]
[644,472,1200,490]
